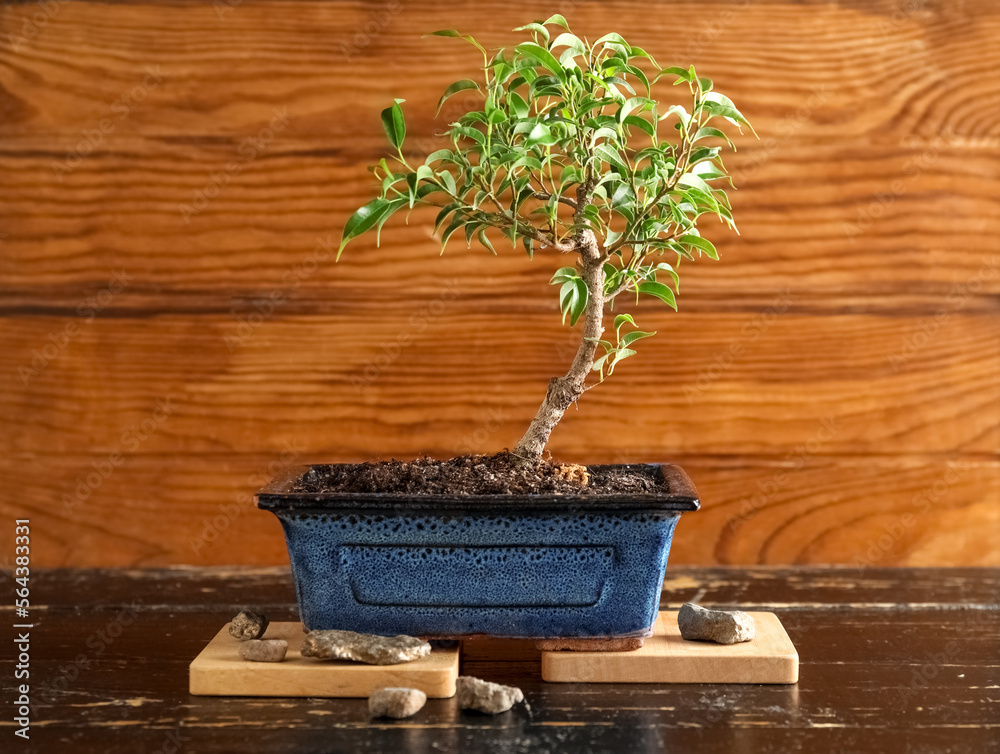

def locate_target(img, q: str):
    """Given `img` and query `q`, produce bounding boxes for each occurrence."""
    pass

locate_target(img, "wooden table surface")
[9,566,999,753]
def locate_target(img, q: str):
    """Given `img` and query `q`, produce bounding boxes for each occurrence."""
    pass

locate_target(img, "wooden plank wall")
[1,0,997,568]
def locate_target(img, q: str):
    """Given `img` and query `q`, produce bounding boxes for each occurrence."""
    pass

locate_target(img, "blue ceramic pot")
[257,463,698,645]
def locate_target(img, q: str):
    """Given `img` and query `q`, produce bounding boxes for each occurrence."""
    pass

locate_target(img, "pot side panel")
[275,511,682,639]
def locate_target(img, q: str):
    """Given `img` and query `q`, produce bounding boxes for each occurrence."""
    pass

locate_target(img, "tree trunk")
[512,232,605,461]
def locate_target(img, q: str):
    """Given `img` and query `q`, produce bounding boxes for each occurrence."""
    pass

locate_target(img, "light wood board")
[189,622,459,698]
[541,611,798,684]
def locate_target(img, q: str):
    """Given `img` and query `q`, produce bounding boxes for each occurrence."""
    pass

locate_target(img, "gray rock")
[229,610,269,641]
[301,630,431,665]
[239,639,288,663]
[678,603,756,645]
[456,675,524,715]
[368,687,427,719]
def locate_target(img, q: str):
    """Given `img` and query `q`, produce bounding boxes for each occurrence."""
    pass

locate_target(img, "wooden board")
[2,0,999,569]
[189,622,459,698]
[541,611,798,684]
[22,566,1000,754]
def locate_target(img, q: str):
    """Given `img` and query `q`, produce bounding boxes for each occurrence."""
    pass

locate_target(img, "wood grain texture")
[1,144,999,302]
[2,312,996,456]
[8,567,998,754]
[1,0,998,567]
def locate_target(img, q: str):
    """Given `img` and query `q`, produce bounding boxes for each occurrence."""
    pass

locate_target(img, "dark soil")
[291,452,664,497]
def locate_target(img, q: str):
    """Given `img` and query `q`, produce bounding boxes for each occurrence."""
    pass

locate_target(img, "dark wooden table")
[7,567,998,753]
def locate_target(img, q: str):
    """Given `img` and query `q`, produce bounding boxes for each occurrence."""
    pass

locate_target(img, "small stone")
[678,603,756,645]
[229,610,269,641]
[239,639,288,663]
[301,630,431,665]
[456,675,524,715]
[556,463,590,486]
[368,687,427,719]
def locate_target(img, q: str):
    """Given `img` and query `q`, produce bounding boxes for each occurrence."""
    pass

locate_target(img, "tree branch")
[532,191,578,209]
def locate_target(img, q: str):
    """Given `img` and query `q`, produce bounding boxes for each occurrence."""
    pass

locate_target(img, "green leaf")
[592,352,613,379]
[620,329,656,348]
[477,228,496,254]
[426,148,456,164]
[590,126,620,147]
[436,79,480,117]
[439,170,457,195]
[415,164,435,183]
[508,91,530,118]
[658,104,689,128]
[513,22,550,45]
[380,98,406,150]
[453,125,487,146]
[541,14,571,30]
[613,313,636,331]
[405,172,418,207]
[693,160,727,181]
[338,198,397,257]
[514,42,566,82]
[425,29,487,55]
[594,32,631,57]
[638,281,677,310]
[374,197,406,244]
[606,347,637,375]
[679,233,719,260]
[653,261,680,291]
[594,143,628,172]
[433,202,460,233]
[655,66,691,84]
[550,32,587,55]
[623,114,655,138]
[559,278,588,326]
[693,126,735,148]
[550,266,578,284]
[677,172,715,194]
[526,121,558,146]
[703,92,756,135]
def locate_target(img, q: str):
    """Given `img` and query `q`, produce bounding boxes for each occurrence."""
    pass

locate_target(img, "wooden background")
[1,0,997,568]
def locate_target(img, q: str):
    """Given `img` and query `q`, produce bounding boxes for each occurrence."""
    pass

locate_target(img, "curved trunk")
[513,234,605,461]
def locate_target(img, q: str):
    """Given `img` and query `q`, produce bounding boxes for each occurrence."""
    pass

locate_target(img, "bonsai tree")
[339,16,753,463]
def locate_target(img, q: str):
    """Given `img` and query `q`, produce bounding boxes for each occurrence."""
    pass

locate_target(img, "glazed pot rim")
[256,462,699,514]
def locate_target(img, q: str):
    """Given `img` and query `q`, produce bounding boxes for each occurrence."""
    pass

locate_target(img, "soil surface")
[291,452,664,497]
